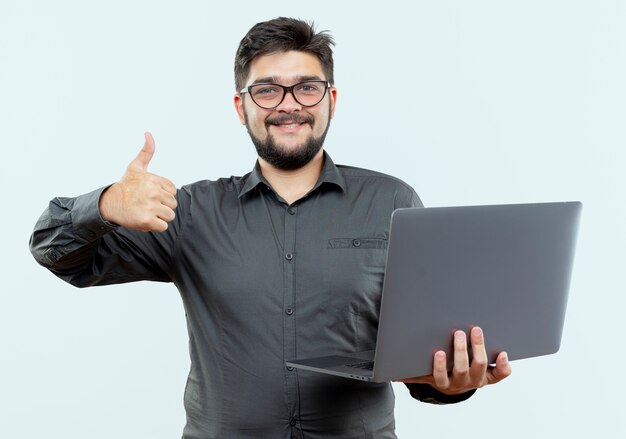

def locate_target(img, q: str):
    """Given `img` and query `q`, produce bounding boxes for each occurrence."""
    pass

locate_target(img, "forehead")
[247,50,325,85]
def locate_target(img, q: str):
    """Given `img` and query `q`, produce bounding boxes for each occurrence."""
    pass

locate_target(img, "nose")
[274,89,302,113]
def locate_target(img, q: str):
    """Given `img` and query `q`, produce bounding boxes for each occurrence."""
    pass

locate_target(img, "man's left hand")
[398,326,512,395]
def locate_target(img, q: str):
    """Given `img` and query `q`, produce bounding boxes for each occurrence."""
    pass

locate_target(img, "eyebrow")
[250,75,324,85]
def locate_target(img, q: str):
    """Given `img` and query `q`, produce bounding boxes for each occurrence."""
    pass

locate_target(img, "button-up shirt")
[30,153,470,439]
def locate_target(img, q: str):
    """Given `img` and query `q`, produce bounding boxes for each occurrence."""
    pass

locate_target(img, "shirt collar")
[238,151,346,199]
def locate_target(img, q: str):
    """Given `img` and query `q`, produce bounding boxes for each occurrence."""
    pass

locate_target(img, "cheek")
[248,116,271,141]
[251,117,268,133]
[244,108,268,130]
[314,110,330,133]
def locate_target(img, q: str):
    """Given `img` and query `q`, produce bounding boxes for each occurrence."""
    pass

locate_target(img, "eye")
[252,85,282,99]
[296,83,322,94]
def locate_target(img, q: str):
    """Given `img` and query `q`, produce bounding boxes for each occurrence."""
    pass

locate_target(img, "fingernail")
[503,352,508,363]
[455,331,465,341]
[472,327,482,337]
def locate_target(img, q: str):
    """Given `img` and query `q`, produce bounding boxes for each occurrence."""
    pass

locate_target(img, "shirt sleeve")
[393,185,423,209]
[404,383,476,405]
[29,185,184,288]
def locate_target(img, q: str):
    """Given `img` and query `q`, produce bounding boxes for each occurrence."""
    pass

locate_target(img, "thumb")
[129,131,155,171]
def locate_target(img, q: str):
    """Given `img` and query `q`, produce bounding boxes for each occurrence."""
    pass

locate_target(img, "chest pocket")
[328,238,388,250]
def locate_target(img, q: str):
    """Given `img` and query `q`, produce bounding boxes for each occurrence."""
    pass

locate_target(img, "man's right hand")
[99,132,178,232]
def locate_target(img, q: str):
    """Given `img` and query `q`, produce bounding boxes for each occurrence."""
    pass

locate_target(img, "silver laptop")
[286,201,582,382]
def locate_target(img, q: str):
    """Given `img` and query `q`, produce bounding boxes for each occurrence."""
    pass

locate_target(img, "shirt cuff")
[404,383,476,405]
[71,185,119,243]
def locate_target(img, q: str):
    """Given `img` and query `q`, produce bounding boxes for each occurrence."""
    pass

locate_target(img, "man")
[30,17,511,439]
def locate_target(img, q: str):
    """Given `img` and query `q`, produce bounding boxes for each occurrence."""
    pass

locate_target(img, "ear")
[234,93,246,125]
[328,87,338,119]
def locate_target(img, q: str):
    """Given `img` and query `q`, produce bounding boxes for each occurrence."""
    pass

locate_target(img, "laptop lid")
[371,201,582,381]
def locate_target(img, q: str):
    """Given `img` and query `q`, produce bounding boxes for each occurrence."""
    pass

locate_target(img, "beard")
[244,110,331,170]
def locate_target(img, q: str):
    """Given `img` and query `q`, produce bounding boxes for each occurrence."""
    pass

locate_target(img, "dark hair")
[234,17,335,91]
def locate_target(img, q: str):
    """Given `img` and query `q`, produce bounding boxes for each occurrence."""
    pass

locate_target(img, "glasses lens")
[250,84,284,109]
[293,81,327,106]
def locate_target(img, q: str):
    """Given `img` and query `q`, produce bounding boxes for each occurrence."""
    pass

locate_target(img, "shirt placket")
[282,203,300,432]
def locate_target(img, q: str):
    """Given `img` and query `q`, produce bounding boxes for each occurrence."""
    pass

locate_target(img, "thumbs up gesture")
[99,132,178,232]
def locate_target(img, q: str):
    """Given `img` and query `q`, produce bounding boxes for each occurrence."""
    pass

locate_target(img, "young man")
[30,17,510,439]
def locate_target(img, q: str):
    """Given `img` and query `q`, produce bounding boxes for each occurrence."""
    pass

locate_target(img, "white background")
[1,0,624,437]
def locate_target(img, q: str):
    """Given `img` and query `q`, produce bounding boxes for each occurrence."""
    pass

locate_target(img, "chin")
[275,142,309,153]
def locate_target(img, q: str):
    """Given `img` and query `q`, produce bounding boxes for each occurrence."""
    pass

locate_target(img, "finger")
[150,217,169,233]
[468,326,489,386]
[432,350,449,389]
[451,330,470,384]
[137,216,169,233]
[394,375,434,384]
[156,205,176,223]
[129,131,156,171]
[159,176,178,196]
[160,190,178,211]
[488,352,512,385]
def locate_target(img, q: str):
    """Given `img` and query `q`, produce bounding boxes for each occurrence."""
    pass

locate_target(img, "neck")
[258,149,325,205]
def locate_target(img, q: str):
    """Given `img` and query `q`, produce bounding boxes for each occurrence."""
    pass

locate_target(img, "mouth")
[278,122,301,129]
[266,115,314,132]
[272,121,307,130]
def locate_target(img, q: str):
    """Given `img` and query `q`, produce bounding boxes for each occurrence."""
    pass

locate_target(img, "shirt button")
[285,307,294,315]
[287,208,295,215]
[286,366,294,371]
[352,239,361,247]
[289,418,297,426]
[285,253,294,261]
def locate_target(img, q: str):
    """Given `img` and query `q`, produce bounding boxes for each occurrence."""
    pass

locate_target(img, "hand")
[99,132,177,232]
[398,326,512,395]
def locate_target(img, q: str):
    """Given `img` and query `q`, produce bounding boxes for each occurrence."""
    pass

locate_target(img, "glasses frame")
[239,80,331,110]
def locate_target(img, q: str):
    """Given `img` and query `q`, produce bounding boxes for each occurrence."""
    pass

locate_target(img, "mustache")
[265,113,314,127]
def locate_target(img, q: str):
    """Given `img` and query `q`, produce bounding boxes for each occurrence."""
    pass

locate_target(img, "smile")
[269,120,310,132]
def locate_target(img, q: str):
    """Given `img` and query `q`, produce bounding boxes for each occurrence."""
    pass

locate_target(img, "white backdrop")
[1,1,624,437]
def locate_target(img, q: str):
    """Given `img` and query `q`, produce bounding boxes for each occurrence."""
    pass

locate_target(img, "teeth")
[280,123,299,128]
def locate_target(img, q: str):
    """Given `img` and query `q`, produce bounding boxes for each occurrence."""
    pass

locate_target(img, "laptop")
[286,201,582,382]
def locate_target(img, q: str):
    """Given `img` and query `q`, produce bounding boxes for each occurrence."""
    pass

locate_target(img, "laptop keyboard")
[346,361,374,370]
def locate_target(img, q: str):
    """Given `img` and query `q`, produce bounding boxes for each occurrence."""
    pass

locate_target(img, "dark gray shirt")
[30,153,472,439]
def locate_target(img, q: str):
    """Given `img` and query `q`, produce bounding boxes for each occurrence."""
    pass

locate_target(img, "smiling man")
[30,17,510,439]
[235,49,336,205]
[238,58,333,171]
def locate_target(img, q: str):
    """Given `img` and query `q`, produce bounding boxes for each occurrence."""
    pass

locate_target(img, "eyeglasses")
[239,80,330,110]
